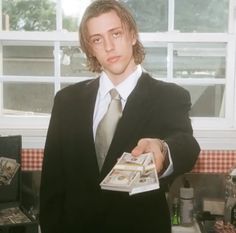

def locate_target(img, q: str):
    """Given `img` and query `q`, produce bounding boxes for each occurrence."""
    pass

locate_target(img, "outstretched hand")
[131,138,166,174]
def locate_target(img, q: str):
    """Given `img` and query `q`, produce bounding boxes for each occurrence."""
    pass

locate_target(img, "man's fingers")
[131,138,150,156]
[131,138,165,173]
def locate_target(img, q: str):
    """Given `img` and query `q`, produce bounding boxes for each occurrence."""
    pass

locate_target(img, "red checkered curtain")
[21,149,43,171]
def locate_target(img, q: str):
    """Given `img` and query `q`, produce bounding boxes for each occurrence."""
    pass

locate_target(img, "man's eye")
[113,31,122,38]
[92,37,102,44]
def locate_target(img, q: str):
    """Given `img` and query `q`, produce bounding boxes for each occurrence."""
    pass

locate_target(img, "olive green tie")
[95,89,122,170]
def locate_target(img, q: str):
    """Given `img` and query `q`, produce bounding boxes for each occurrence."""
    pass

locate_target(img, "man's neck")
[104,66,139,86]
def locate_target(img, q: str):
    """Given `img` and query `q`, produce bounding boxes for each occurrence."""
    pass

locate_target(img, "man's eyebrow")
[109,26,123,32]
[89,33,101,40]
[89,27,123,39]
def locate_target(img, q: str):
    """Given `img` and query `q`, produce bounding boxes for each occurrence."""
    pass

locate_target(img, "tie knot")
[109,88,120,100]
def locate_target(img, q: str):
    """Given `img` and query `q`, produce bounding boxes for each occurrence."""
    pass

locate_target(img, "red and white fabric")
[21,149,236,173]
[191,150,236,174]
[21,149,44,171]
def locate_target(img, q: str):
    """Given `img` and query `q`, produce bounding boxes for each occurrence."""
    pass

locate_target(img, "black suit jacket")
[39,72,200,233]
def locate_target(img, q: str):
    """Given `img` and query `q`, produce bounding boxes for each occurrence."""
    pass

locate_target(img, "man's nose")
[103,36,114,52]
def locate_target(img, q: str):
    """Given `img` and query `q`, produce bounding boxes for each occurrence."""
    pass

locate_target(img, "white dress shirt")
[93,65,173,177]
[93,65,142,137]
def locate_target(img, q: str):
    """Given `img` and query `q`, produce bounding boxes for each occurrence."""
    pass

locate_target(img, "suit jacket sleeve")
[160,83,200,180]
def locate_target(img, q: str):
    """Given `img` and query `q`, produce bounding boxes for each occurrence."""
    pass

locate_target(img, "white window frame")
[0,0,235,150]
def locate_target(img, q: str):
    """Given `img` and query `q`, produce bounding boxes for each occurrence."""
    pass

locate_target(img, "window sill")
[0,127,236,150]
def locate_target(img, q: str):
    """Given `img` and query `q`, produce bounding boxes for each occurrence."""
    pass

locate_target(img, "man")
[39,1,200,233]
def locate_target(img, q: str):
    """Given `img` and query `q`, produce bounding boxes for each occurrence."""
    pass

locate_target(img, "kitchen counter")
[172,220,202,233]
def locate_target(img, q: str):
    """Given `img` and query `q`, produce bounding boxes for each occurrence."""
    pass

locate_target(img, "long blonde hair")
[79,0,145,73]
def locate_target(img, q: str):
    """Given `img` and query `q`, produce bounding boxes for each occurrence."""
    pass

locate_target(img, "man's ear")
[131,32,137,45]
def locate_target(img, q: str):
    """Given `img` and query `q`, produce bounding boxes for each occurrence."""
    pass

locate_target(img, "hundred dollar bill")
[100,169,140,192]
[130,167,159,195]
[0,157,20,185]
[113,152,155,172]
[0,207,31,225]
[100,152,159,195]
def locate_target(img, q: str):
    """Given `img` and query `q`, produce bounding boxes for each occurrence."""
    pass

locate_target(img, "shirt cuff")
[159,143,173,178]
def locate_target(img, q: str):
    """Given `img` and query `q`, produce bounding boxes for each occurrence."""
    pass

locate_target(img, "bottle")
[172,197,180,225]
[224,174,234,223]
[231,202,236,227]
[224,167,236,224]
[180,177,194,226]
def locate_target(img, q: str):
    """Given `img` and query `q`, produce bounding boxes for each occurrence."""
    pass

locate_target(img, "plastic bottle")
[180,177,194,226]
[172,197,180,225]
[224,174,234,223]
[231,202,236,227]
[224,167,236,224]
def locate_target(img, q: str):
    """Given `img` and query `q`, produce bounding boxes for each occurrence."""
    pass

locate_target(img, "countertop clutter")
[172,219,201,233]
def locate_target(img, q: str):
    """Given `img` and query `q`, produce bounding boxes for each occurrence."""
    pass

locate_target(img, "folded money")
[100,152,159,195]
[0,157,20,185]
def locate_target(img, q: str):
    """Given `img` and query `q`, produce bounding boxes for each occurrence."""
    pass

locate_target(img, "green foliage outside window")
[2,0,56,31]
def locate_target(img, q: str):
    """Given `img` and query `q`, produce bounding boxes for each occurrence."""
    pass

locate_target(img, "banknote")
[129,167,159,195]
[100,152,159,195]
[0,207,31,225]
[113,152,152,172]
[0,157,20,185]
[100,169,140,192]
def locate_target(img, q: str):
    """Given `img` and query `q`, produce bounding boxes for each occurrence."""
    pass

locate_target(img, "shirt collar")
[98,65,143,101]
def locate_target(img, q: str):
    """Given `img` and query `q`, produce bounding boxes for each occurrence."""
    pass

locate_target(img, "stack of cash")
[0,207,31,225]
[100,152,159,195]
[0,157,20,185]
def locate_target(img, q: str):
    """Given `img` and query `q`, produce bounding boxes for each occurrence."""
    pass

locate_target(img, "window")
[0,0,235,149]
[2,0,56,31]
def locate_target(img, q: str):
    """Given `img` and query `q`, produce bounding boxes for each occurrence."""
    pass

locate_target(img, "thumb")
[131,139,150,156]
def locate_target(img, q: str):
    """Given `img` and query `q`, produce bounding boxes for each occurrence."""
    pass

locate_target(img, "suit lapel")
[73,78,100,177]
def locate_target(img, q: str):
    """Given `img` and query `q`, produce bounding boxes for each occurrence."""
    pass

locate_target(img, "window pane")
[3,82,54,115]
[124,0,168,32]
[173,43,226,79]
[175,0,229,32]
[143,46,167,78]
[61,46,95,77]
[3,45,54,76]
[62,0,91,32]
[2,0,56,31]
[61,83,73,89]
[184,85,225,117]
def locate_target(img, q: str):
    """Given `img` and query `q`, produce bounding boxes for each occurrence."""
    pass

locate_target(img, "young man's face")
[87,10,137,85]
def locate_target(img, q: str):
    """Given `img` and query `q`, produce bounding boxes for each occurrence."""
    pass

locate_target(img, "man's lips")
[107,56,120,63]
